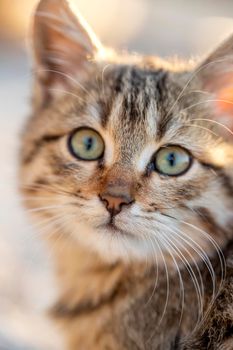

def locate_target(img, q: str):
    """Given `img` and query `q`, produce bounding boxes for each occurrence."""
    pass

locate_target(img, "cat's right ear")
[197,34,233,140]
[32,0,104,109]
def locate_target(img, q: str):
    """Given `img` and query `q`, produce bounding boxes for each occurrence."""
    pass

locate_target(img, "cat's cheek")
[136,161,204,209]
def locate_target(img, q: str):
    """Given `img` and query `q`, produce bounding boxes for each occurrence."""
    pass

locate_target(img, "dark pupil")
[167,152,176,167]
[84,137,94,151]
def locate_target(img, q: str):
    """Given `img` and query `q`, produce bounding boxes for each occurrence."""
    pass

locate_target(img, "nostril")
[99,193,134,216]
[99,194,109,207]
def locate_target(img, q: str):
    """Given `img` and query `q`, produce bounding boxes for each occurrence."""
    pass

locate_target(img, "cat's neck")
[48,233,151,317]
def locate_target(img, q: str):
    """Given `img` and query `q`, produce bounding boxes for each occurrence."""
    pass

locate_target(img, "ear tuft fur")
[197,34,233,139]
[32,0,103,108]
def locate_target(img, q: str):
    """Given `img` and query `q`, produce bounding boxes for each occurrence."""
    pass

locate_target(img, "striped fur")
[19,1,233,349]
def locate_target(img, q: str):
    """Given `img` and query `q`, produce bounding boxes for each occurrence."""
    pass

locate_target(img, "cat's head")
[20,0,233,264]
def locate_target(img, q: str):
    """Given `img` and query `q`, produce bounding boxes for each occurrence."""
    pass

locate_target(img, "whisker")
[26,212,70,234]
[181,90,211,97]
[142,212,216,303]
[32,68,95,99]
[151,232,185,328]
[158,233,203,328]
[164,55,233,120]
[101,63,113,97]
[184,124,219,137]
[143,234,170,345]
[48,88,87,103]
[193,118,233,136]
[26,204,69,214]
[168,215,226,290]
[145,234,159,306]
[171,225,216,300]
[45,214,77,258]
[162,225,205,300]
[149,234,170,326]
[20,183,80,198]
[15,214,72,255]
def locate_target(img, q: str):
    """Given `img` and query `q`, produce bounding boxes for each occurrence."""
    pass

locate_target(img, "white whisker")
[171,226,216,299]
[164,55,233,120]
[26,204,68,214]
[32,68,95,99]
[193,118,233,136]
[145,234,159,306]
[158,233,203,329]
[169,216,226,290]
[48,88,86,103]
[150,232,185,328]
[184,123,219,137]
[149,235,170,326]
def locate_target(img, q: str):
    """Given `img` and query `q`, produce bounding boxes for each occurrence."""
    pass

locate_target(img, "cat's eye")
[69,128,105,161]
[154,145,192,176]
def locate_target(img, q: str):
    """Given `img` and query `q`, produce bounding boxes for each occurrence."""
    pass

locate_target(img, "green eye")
[154,145,192,176]
[69,128,105,161]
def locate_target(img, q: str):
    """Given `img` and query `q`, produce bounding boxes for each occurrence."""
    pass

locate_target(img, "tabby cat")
[20,0,233,349]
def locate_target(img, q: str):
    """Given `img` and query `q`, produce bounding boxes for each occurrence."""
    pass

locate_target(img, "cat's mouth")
[96,210,119,230]
[98,220,135,239]
[105,222,119,232]
[97,220,120,232]
[94,213,129,235]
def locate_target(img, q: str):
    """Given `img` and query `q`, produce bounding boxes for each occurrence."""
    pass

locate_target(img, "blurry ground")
[0,0,233,349]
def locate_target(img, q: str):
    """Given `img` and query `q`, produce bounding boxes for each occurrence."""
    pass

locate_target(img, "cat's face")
[20,0,233,264]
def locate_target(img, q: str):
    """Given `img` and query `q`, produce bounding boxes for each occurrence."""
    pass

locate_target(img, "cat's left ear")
[197,34,233,139]
[32,0,104,108]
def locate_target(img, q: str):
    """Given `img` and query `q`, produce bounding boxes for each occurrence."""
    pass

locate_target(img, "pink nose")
[99,192,133,216]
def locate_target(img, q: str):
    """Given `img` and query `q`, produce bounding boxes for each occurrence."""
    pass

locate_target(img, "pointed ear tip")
[35,0,70,12]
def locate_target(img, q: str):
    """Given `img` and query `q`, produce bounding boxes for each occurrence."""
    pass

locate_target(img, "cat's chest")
[50,239,201,350]
[52,275,182,350]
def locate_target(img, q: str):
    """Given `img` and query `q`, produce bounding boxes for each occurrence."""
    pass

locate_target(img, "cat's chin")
[68,221,157,264]
[97,221,135,239]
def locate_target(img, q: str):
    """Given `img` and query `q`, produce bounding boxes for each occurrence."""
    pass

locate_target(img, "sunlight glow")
[0,0,147,47]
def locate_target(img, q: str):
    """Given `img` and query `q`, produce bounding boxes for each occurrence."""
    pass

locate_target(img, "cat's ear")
[32,0,103,108]
[197,34,233,139]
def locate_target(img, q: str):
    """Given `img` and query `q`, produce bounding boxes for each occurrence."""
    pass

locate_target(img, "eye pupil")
[167,153,176,167]
[85,137,94,151]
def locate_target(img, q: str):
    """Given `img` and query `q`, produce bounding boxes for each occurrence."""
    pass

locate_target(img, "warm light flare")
[0,0,147,47]
[218,86,233,115]
[0,0,35,39]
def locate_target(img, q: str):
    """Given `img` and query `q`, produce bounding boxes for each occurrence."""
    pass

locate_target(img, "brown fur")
[20,0,233,349]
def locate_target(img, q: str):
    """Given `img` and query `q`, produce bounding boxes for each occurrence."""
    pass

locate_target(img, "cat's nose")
[99,192,134,216]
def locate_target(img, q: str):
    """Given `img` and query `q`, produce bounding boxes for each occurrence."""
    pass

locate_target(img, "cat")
[19,0,233,349]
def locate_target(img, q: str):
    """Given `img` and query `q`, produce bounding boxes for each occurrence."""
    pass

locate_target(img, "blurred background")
[0,0,233,349]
